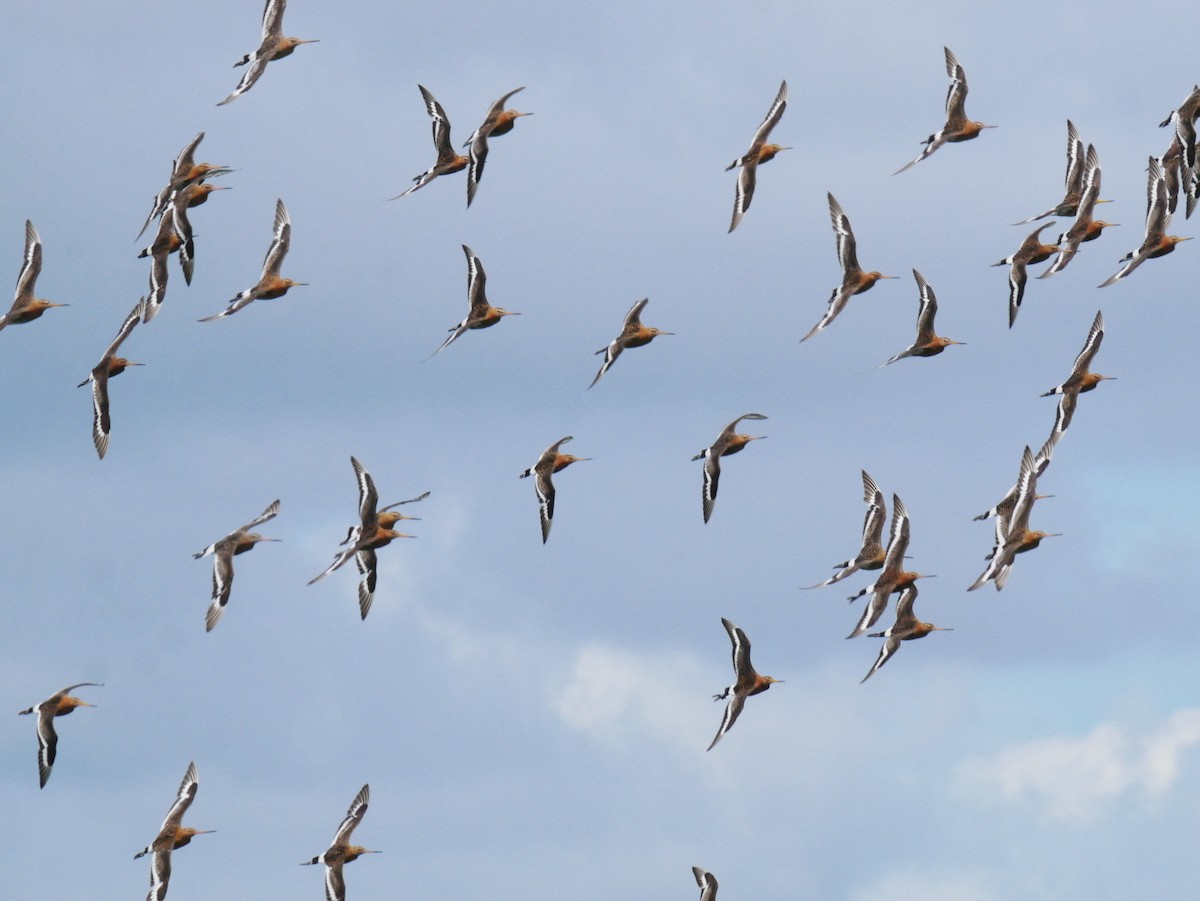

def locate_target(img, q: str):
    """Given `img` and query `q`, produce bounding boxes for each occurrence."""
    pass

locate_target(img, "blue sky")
[2,1,1198,898]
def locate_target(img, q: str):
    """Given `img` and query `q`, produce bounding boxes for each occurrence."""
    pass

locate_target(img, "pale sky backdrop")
[2,1,1198,899]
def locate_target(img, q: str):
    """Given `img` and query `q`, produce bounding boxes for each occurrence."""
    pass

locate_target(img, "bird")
[708,618,781,751]
[992,223,1060,327]
[881,269,963,364]
[139,205,185,323]
[860,585,951,683]
[801,194,897,342]
[726,80,789,232]
[846,494,933,638]
[802,470,887,588]
[218,0,318,106]
[519,436,590,543]
[308,457,421,619]
[134,762,214,901]
[200,199,305,320]
[464,86,532,207]
[969,446,1059,591]
[1159,84,1200,172]
[588,297,673,388]
[302,784,379,901]
[1100,157,1191,287]
[193,499,281,631]
[972,437,1055,549]
[1014,120,1088,223]
[1,220,66,332]
[691,414,767,524]
[1040,144,1117,278]
[894,47,995,175]
[693,866,718,901]
[136,132,231,240]
[1040,310,1113,444]
[429,245,519,356]
[77,296,147,459]
[393,85,470,198]
[166,182,232,287]
[1158,133,1198,220]
[18,682,101,788]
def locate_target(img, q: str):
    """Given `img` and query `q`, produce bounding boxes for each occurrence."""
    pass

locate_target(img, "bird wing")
[751,80,787,146]
[90,367,113,460]
[324,861,347,901]
[237,499,282,534]
[1062,120,1084,194]
[147,849,172,901]
[622,297,649,329]
[261,0,286,39]
[706,692,745,751]
[351,456,380,530]
[700,452,721,524]
[418,85,456,160]
[218,58,269,105]
[356,549,377,620]
[463,244,488,313]
[15,220,42,301]
[828,193,861,273]
[34,705,59,788]
[860,634,902,683]
[693,866,719,901]
[912,268,939,341]
[1070,310,1105,376]
[942,47,969,122]
[206,553,234,631]
[161,762,199,830]
[332,784,370,845]
[881,494,911,570]
[728,163,757,233]
[261,199,291,279]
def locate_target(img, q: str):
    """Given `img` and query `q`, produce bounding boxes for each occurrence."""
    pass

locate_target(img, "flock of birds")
[8,3,1199,897]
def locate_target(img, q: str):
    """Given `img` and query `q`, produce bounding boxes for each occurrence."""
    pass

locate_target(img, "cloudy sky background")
[2,1,1198,898]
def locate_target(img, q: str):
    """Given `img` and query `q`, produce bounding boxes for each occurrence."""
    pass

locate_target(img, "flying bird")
[588,297,673,388]
[801,193,897,342]
[139,205,185,323]
[393,86,470,198]
[519,436,590,543]
[692,866,718,901]
[1040,310,1113,445]
[193,499,281,631]
[78,296,147,459]
[429,245,519,356]
[992,223,1060,327]
[464,86,532,207]
[136,133,230,240]
[218,0,318,106]
[1159,84,1200,172]
[860,585,951,683]
[802,470,887,588]
[200,199,305,320]
[1100,157,1191,286]
[894,47,995,175]
[1,220,66,332]
[969,445,1060,591]
[1014,120,1088,223]
[846,494,933,638]
[308,457,421,619]
[1040,145,1117,278]
[691,413,767,523]
[18,682,101,788]
[134,762,214,901]
[708,618,781,751]
[726,80,789,232]
[302,784,379,901]
[882,269,963,364]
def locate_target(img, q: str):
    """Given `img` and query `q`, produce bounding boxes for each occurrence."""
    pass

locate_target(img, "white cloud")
[955,708,1200,823]
[550,644,705,751]
[849,867,1000,901]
